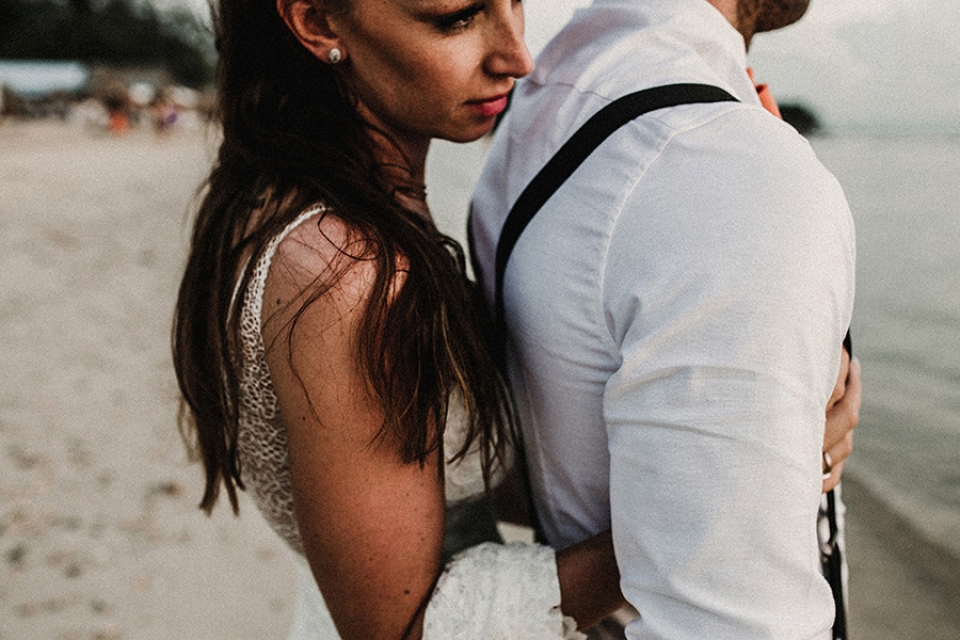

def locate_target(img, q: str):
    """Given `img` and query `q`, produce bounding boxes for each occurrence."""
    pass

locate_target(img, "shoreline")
[842,471,960,605]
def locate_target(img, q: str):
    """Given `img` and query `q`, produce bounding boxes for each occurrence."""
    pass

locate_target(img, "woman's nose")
[485,4,535,78]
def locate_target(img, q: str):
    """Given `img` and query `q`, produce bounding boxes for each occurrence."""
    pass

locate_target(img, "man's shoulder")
[502,84,809,199]
[610,101,838,195]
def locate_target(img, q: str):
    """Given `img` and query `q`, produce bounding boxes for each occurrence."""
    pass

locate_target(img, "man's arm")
[602,113,855,639]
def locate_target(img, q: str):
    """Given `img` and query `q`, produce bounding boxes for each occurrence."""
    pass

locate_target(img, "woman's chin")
[443,121,498,144]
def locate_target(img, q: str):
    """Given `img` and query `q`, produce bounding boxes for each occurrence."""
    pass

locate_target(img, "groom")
[471,0,857,637]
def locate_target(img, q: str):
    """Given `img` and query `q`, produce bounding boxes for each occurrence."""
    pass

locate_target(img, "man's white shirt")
[471,0,855,637]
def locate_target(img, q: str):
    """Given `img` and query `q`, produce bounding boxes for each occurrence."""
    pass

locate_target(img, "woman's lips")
[467,94,509,117]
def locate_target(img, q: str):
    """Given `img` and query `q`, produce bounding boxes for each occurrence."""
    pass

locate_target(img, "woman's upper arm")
[261,220,444,640]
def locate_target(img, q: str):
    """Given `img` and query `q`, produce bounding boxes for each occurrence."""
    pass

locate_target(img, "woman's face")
[330,0,534,153]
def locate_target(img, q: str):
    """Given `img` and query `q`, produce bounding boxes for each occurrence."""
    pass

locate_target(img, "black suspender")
[483,83,738,366]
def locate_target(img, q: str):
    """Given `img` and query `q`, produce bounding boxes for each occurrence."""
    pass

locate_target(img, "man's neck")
[704,0,812,49]
[704,0,738,29]
[703,0,754,48]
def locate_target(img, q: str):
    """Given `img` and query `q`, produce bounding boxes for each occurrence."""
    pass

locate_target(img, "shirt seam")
[596,106,756,353]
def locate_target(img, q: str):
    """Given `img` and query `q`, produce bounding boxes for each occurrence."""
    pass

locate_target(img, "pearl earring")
[328,48,342,64]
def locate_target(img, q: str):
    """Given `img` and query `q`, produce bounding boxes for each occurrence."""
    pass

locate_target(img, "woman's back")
[235,206,495,554]
[231,204,580,639]
[171,0,624,635]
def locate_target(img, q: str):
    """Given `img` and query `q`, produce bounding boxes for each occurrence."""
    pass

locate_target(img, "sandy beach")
[2,120,958,639]
[1,121,296,640]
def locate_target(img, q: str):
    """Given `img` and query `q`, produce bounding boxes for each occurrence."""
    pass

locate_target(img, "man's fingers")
[821,359,860,492]
[824,358,861,451]
[821,434,852,494]
[824,430,855,469]
[826,348,851,411]
[822,459,845,493]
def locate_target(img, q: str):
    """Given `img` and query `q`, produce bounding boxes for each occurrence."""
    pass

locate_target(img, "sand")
[1,120,295,640]
[2,119,958,639]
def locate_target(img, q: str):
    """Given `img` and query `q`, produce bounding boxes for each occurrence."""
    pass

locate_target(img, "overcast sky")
[522,0,960,132]
[169,0,960,133]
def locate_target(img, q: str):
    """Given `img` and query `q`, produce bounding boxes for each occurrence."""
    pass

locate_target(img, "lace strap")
[240,205,328,336]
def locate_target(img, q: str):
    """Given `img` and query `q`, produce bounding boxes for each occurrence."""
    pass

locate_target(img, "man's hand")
[822,350,861,492]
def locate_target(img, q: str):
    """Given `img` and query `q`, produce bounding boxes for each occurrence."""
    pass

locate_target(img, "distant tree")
[0,0,68,60]
[780,103,823,136]
[0,0,214,88]
[69,0,92,15]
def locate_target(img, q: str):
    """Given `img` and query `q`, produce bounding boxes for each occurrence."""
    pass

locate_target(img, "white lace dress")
[234,206,585,639]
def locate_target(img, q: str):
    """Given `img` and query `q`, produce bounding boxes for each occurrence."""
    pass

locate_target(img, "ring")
[822,451,833,480]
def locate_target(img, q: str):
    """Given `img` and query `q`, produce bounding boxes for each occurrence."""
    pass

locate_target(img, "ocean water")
[425,132,960,561]
[812,134,960,559]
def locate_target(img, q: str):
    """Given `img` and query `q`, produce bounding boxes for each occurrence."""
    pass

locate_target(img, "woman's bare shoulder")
[274,208,376,281]
[262,208,380,325]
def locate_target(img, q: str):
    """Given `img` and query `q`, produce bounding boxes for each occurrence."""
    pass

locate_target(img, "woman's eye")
[435,4,483,31]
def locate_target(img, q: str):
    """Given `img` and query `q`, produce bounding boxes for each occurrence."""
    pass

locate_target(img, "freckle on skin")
[404,589,411,595]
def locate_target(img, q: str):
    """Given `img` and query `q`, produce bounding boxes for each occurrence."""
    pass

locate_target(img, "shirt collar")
[530,0,760,108]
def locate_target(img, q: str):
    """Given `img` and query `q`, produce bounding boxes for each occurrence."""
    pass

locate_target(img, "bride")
[173,0,623,637]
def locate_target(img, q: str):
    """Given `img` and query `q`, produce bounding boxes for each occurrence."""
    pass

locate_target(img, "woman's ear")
[276,0,346,64]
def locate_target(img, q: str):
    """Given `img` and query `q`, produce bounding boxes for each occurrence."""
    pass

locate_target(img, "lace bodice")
[231,205,583,639]
[234,206,492,554]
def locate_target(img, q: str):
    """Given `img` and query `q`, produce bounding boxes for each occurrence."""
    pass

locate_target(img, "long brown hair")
[172,0,513,514]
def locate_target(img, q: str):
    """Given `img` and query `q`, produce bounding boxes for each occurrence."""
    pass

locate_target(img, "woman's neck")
[371,134,431,220]
[355,101,432,219]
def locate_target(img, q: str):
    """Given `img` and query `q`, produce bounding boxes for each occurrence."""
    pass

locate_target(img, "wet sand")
[1,120,957,639]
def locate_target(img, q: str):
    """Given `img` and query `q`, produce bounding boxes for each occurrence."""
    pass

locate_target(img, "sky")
[520,0,960,133]
[167,0,960,133]
[745,0,960,132]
